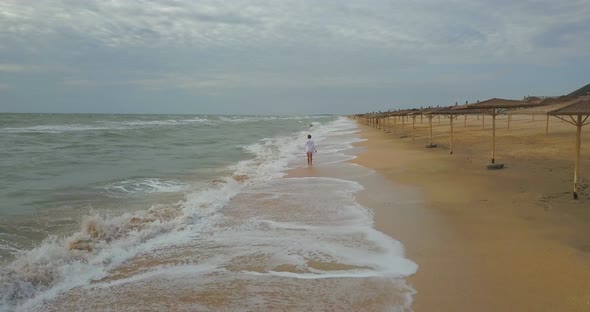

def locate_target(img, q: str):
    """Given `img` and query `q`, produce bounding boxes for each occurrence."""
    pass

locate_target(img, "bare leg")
[307,152,311,166]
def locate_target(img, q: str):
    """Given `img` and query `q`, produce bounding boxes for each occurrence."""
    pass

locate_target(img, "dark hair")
[307,135,311,139]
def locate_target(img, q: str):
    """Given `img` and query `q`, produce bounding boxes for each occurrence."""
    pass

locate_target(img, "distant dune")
[568,83,590,96]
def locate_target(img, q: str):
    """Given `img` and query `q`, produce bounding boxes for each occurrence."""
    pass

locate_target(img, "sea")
[0,114,417,311]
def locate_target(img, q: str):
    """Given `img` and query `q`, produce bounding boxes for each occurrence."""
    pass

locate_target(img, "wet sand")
[354,114,590,311]
[44,153,417,311]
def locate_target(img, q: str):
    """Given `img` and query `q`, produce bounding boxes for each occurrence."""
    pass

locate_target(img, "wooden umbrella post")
[449,115,455,155]
[429,117,433,145]
[492,109,496,163]
[486,108,504,170]
[574,115,582,199]
[412,115,416,141]
[466,98,540,170]
[401,115,405,137]
[425,115,437,148]
[482,114,485,128]
[464,115,467,128]
[485,108,504,169]
[394,116,397,135]
[545,114,550,135]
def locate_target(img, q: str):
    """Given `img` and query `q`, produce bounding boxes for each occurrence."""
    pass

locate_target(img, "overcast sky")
[1,0,589,115]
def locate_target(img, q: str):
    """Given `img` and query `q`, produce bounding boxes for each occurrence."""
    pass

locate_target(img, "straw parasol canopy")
[508,96,585,134]
[425,105,485,154]
[508,99,581,116]
[550,100,590,199]
[385,109,419,136]
[358,112,385,127]
[466,98,545,167]
[406,109,424,140]
[415,107,446,147]
[466,98,541,110]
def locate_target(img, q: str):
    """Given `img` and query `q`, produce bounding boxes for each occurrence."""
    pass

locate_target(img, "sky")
[1,0,589,115]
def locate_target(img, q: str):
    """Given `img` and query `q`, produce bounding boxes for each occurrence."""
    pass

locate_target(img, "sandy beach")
[353,114,590,311]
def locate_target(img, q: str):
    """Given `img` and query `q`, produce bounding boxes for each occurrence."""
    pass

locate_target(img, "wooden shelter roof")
[416,107,446,114]
[508,97,583,115]
[388,109,419,116]
[550,100,590,116]
[429,104,486,115]
[465,98,540,109]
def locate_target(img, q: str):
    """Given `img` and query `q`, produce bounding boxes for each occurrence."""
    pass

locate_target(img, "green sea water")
[0,113,335,259]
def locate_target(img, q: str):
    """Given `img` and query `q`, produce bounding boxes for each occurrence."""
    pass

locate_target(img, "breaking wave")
[0,117,345,311]
[103,178,190,198]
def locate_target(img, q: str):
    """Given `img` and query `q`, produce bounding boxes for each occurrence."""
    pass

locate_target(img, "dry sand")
[354,114,590,311]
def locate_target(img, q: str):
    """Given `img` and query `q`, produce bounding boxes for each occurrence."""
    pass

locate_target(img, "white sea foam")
[0,117,417,311]
[0,115,329,134]
[216,115,329,124]
[0,240,21,256]
[103,178,189,198]
[89,264,219,290]
[0,124,116,134]
[0,118,212,134]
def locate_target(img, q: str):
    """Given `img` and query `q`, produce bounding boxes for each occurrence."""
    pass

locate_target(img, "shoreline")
[352,117,590,311]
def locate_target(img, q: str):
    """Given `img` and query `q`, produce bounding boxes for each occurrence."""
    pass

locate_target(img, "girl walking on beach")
[305,134,317,166]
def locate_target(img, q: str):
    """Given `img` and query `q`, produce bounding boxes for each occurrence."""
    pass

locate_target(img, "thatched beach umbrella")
[382,110,401,133]
[508,97,583,135]
[430,105,485,154]
[467,98,545,169]
[389,109,415,137]
[407,109,421,140]
[383,110,398,134]
[376,111,391,130]
[361,112,380,127]
[550,100,590,199]
[420,107,446,148]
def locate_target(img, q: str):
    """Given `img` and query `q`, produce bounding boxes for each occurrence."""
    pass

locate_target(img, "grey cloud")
[1,0,589,114]
[0,64,43,72]
[533,18,590,47]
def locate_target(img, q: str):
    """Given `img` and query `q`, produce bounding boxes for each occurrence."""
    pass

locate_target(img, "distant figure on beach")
[305,134,317,166]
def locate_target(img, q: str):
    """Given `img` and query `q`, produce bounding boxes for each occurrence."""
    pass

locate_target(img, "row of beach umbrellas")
[355,96,590,199]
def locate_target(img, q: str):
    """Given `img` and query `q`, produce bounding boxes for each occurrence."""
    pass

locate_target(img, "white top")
[305,139,316,153]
